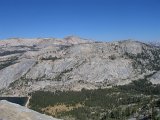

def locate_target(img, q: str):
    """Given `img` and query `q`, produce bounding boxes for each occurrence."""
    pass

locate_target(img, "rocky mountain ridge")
[0,36,160,96]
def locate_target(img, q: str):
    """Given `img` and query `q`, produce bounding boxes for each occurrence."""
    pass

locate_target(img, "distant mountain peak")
[64,35,91,44]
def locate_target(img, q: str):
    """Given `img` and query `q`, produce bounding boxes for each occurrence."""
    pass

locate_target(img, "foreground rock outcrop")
[0,36,160,96]
[0,100,60,120]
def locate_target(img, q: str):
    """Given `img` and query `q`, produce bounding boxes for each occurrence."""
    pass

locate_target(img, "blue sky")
[0,0,160,42]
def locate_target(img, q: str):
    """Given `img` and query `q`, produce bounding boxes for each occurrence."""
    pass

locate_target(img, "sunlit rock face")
[0,36,160,96]
[0,100,60,120]
[150,71,160,84]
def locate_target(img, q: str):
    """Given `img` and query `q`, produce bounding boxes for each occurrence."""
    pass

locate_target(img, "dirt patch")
[41,103,84,116]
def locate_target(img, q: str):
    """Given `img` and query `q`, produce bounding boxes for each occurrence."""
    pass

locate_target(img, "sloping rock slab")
[0,100,60,120]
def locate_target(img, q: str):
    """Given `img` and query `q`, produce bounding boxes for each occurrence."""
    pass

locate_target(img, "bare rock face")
[0,36,160,96]
[0,100,60,120]
[149,71,160,84]
[0,59,36,89]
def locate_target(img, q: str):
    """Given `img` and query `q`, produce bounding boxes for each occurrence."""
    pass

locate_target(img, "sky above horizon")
[0,0,160,42]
